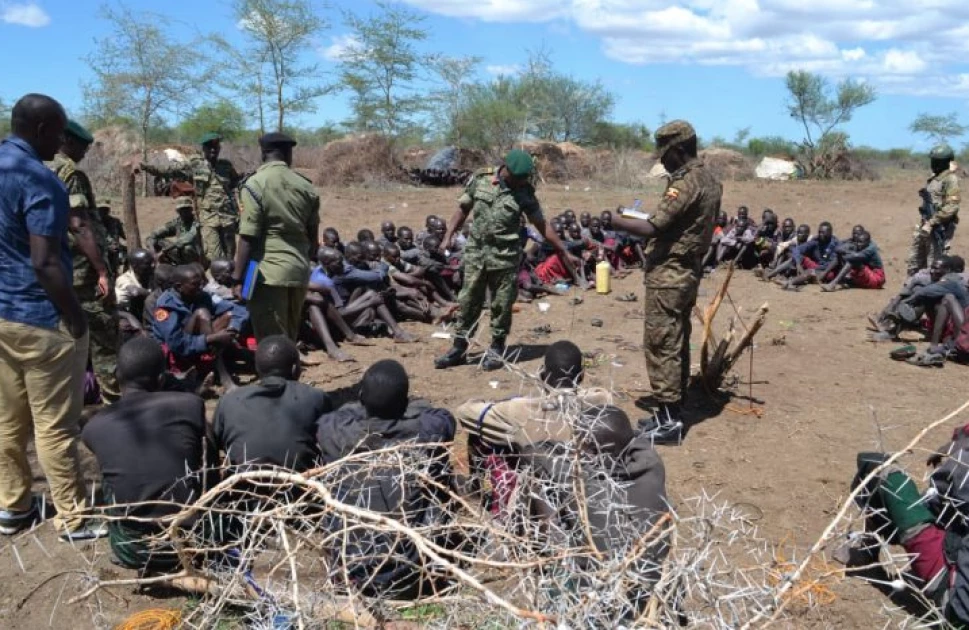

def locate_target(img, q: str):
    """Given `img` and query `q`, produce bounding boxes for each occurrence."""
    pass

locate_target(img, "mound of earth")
[314,134,407,186]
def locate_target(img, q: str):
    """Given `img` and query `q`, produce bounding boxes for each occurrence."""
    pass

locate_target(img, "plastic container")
[596,260,611,294]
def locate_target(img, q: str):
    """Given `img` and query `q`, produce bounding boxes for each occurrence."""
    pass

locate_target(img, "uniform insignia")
[665,188,681,200]
[154,309,169,322]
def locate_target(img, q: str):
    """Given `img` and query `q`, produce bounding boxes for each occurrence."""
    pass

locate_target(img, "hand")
[206,331,235,347]
[920,222,933,235]
[232,283,245,303]
[96,273,110,298]
[64,306,88,340]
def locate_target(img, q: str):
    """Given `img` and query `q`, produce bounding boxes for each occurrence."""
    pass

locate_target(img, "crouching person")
[317,360,456,600]
[82,337,215,574]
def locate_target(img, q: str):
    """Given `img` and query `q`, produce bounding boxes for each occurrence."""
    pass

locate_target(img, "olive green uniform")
[454,167,542,344]
[147,217,203,266]
[99,208,126,275]
[907,169,960,274]
[143,157,241,260]
[239,161,320,341]
[642,158,722,404]
[47,153,120,402]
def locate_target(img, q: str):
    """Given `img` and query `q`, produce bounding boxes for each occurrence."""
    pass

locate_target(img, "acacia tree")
[210,35,271,135]
[84,3,200,193]
[232,0,327,132]
[178,100,247,143]
[784,69,876,176]
[431,55,481,144]
[910,112,967,145]
[338,1,430,137]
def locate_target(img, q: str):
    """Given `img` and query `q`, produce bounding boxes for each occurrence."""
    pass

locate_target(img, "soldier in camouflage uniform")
[907,145,960,276]
[140,132,241,261]
[96,198,126,275]
[147,197,205,266]
[47,120,121,402]
[612,121,722,445]
[435,150,578,371]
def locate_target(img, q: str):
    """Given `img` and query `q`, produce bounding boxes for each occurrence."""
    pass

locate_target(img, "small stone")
[591,318,604,328]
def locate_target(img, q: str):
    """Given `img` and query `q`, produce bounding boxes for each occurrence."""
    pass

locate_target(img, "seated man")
[213,336,331,471]
[116,248,155,337]
[752,210,780,268]
[415,215,443,250]
[454,340,614,512]
[821,230,886,292]
[872,256,967,344]
[82,337,214,573]
[419,235,458,301]
[377,220,397,248]
[317,360,456,600]
[356,228,375,243]
[303,260,370,363]
[397,226,420,264]
[142,264,175,330]
[151,264,249,388]
[716,216,757,268]
[761,223,810,281]
[702,210,730,272]
[205,258,237,303]
[147,196,204,266]
[783,221,840,289]
[322,227,345,254]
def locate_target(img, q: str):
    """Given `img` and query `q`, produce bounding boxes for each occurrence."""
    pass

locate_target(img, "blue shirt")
[793,237,840,266]
[0,136,72,329]
[308,265,344,308]
[331,262,386,301]
[151,289,248,358]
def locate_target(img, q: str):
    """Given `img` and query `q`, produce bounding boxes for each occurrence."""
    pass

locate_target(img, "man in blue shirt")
[784,221,841,290]
[0,94,104,542]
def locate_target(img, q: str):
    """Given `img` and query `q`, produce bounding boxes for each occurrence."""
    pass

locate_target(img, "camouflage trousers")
[642,281,699,404]
[201,223,238,261]
[81,298,120,403]
[907,222,955,275]
[455,265,518,344]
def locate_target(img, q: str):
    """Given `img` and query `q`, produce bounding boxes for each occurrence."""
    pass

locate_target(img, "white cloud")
[320,34,362,61]
[1,2,49,27]
[485,64,520,76]
[401,0,969,97]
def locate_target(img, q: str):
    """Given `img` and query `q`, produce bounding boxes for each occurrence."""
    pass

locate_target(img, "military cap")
[174,196,194,211]
[259,132,298,149]
[199,132,222,146]
[654,120,696,157]
[929,144,955,161]
[504,149,534,177]
[65,120,94,145]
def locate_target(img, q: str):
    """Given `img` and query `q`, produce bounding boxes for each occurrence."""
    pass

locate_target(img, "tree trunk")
[122,169,141,250]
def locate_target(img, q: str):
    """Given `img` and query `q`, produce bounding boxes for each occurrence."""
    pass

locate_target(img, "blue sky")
[2,0,968,149]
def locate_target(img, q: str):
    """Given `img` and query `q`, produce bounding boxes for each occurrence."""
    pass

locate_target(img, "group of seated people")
[80,336,668,615]
[705,206,886,292]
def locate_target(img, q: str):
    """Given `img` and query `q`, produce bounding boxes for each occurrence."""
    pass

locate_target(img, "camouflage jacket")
[47,153,111,291]
[144,156,241,227]
[644,158,722,289]
[926,170,960,227]
[458,167,543,271]
[148,217,203,265]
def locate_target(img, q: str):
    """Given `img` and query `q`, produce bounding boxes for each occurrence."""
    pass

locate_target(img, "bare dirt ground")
[2,172,965,629]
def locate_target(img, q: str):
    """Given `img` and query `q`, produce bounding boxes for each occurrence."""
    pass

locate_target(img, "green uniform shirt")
[148,217,203,265]
[144,156,241,227]
[927,170,960,227]
[239,161,320,287]
[459,167,543,272]
[644,158,722,289]
[48,153,111,290]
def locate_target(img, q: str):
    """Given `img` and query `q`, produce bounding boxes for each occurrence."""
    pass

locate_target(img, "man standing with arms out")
[435,150,578,371]
[612,121,722,445]
[48,119,120,402]
[907,144,960,276]
[0,94,104,541]
[232,132,320,342]
[141,132,242,260]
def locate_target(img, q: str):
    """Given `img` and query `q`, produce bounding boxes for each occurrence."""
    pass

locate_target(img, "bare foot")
[820,284,836,292]
[393,330,419,343]
[329,350,356,362]
[300,352,322,367]
[346,335,372,346]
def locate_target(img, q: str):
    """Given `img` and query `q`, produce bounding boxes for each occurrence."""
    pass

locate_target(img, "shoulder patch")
[664,187,681,200]
[154,308,170,323]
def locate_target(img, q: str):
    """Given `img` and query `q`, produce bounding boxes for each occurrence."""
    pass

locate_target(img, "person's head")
[383,243,401,265]
[398,227,414,249]
[380,220,396,241]
[363,239,382,262]
[61,120,94,163]
[580,406,635,459]
[429,217,446,240]
[175,196,194,222]
[735,217,749,231]
[541,340,584,389]
[796,224,811,243]
[357,228,375,243]
[116,337,167,392]
[210,258,234,285]
[97,200,112,220]
[258,132,297,166]
[200,132,222,163]
[502,149,534,189]
[344,241,364,265]
[856,230,871,249]
[600,210,613,228]
[255,335,301,381]
[817,221,833,243]
[153,264,176,290]
[589,217,603,237]
[128,248,155,282]
[360,359,409,419]
[781,217,795,236]
[425,215,441,229]
[952,256,966,273]
[11,93,67,161]
[319,246,344,276]
[580,211,591,227]
[172,265,203,303]
[761,210,777,230]
[568,223,582,240]
[563,209,576,224]
[716,211,729,228]
[929,144,955,175]
[654,120,698,173]
[323,227,341,248]
[851,224,865,242]
[736,205,749,222]
[424,235,441,253]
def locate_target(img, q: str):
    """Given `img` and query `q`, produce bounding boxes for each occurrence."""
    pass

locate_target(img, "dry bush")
[584,148,653,189]
[85,126,141,197]
[312,135,408,187]
[700,148,755,181]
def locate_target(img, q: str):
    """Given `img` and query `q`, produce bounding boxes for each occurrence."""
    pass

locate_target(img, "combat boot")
[638,403,684,446]
[481,340,507,372]
[434,338,468,369]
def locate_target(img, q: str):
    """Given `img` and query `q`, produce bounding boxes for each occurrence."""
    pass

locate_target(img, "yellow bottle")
[596,259,611,294]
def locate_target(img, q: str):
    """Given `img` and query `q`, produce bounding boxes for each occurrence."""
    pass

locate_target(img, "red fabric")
[536,254,570,284]
[800,258,837,282]
[848,266,886,289]
[161,343,215,375]
[484,454,517,516]
[901,524,948,584]
[955,307,969,356]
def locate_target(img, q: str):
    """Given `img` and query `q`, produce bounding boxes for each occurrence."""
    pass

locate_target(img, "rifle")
[918,187,947,251]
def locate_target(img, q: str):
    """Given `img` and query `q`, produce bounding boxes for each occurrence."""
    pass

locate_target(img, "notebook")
[241,260,260,301]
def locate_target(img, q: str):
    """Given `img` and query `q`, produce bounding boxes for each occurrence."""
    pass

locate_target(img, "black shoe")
[638,404,684,445]
[0,498,42,536]
[434,340,468,369]
[481,344,507,372]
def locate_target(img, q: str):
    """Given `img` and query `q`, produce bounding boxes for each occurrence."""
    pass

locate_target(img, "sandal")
[889,344,917,361]
[907,351,946,368]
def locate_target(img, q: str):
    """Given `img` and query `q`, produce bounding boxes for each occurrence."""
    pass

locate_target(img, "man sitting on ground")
[397,226,420,264]
[760,223,810,281]
[821,230,886,292]
[82,337,214,573]
[783,221,840,290]
[213,336,331,471]
[322,227,344,254]
[116,248,155,337]
[872,256,967,344]
[377,220,396,248]
[317,360,456,600]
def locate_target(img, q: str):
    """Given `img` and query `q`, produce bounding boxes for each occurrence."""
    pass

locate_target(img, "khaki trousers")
[0,320,89,530]
[248,284,306,342]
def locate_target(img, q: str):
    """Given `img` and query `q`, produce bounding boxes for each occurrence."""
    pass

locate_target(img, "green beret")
[199,132,222,146]
[504,149,534,177]
[654,120,696,157]
[65,120,94,145]
[174,196,194,211]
